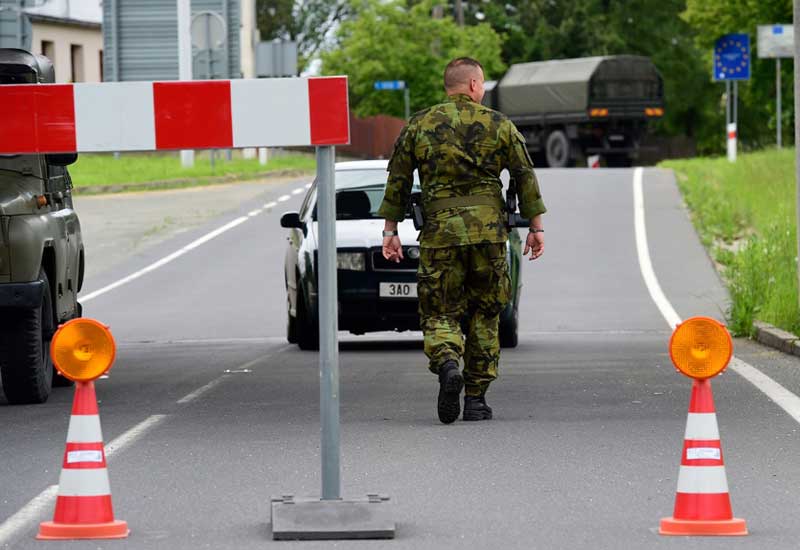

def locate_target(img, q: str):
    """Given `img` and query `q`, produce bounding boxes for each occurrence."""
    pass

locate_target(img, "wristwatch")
[529,228,544,233]
[382,230,398,237]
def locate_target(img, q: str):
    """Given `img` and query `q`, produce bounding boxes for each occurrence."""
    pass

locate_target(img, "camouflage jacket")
[378,93,546,248]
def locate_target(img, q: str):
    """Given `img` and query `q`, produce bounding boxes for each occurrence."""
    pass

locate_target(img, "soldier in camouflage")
[378,57,546,424]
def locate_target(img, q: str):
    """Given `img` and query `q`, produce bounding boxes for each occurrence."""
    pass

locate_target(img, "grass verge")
[661,148,799,337]
[69,150,316,189]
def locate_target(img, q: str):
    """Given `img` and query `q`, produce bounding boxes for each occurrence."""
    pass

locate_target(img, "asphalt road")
[2,169,800,549]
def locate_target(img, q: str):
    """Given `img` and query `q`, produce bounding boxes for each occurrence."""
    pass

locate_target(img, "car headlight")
[337,252,366,271]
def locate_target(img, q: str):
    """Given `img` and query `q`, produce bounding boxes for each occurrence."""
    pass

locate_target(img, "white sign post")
[758,25,794,148]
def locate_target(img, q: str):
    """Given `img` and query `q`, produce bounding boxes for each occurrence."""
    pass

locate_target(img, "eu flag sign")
[713,34,750,81]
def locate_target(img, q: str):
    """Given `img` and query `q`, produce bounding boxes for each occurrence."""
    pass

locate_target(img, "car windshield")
[312,168,420,221]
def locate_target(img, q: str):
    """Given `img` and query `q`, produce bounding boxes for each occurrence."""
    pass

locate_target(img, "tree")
[320,0,505,118]
[683,0,794,150]
[257,0,351,72]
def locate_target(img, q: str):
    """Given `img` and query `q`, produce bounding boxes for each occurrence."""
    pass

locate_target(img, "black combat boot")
[437,360,464,424]
[463,394,493,421]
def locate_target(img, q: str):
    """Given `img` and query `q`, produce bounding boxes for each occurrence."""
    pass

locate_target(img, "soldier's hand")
[382,236,404,263]
[523,231,544,261]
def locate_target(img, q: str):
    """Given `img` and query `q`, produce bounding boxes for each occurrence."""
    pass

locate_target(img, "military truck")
[483,55,664,167]
[0,49,84,404]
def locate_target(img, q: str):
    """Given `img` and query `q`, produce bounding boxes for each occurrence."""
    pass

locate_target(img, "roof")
[26,13,101,30]
[335,160,388,171]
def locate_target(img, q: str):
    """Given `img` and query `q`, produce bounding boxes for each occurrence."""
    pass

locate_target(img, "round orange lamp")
[669,316,732,379]
[50,318,116,382]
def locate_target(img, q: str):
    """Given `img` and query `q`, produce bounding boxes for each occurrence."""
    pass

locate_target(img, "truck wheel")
[545,130,571,168]
[0,269,55,404]
[296,291,319,351]
[499,304,519,349]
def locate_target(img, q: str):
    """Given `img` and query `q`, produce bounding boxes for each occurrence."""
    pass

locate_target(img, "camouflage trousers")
[417,242,511,396]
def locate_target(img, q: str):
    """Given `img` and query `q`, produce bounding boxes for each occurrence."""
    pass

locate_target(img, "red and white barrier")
[1,76,349,154]
[38,382,128,540]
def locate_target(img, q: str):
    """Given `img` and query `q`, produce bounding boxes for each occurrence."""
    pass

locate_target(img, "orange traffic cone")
[660,378,747,536]
[37,381,129,540]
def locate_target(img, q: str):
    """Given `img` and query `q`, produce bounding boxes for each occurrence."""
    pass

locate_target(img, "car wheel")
[287,292,298,344]
[0,268,55,403]
[499,304,519,349]
[296,290,320,351]
[545,130,571,168]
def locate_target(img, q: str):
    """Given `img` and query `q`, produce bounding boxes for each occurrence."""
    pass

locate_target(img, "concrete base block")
[270,494,395,540]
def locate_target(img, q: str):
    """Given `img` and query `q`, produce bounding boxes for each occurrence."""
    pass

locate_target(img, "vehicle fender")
[6,215,48,282]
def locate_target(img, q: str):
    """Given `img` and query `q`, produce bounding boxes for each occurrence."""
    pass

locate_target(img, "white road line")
[81,216,249,303]
[105,414,167,457]
[0,486,58,546]
[175,351,284,404]
[305,183,312,189]
[633,168,680,329]
[176,376,228,404]
[247,209,262,217]
[264,201,278,209]
[278,194,291,202]
[292,188,304,195]
[634,167,800,426]
[0,414,166,547]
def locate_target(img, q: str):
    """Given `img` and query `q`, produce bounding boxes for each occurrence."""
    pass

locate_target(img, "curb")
[72,169,313,195]
[753,320,800,357]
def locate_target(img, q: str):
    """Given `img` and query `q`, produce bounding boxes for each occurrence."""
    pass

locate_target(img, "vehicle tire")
[0,269,55,404]
[286,292,298,344]
[545,130,571,168]
[296,290,320,351]
[499,304,519,349]
[52,367,74,387]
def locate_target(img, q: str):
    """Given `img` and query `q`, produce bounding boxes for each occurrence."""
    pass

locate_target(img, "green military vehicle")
[0,49,84,404]
[483,55,664,167]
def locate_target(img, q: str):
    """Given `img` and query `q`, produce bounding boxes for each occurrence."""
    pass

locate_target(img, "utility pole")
[177,0,195,168]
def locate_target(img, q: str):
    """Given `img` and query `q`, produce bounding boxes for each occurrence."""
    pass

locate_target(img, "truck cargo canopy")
[498,55,662,116]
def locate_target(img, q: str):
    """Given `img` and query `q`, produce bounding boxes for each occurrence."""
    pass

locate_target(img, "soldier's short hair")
[444,57,484,90]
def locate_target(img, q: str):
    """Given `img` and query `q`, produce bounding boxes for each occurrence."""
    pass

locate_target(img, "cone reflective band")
[669,317,732,379]
[51,318,116,382]
[0,76,349,154]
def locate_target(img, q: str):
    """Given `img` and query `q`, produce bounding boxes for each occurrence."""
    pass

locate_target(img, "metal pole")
[777,58,782,148]
[794,0,800,309]
[726,80,731,127]
[177,0,195,168]
[404,87,410,120]
[316,145,341,501]
[111,0,120,81]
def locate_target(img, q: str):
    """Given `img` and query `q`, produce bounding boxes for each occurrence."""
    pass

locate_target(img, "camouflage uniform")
[378,93,546,396]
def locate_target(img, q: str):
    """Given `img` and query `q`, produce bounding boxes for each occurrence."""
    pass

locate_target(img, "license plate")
[379,282,417,299]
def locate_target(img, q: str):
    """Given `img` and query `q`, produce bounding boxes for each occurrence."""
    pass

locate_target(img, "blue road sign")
[374,80,406,91]
[713,34,750,81]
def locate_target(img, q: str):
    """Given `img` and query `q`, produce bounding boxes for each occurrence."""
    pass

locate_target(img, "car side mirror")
[46,153,78,166]
[280,212,304,229]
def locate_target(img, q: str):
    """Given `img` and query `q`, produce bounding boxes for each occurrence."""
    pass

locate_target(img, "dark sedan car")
[280,160,523,350]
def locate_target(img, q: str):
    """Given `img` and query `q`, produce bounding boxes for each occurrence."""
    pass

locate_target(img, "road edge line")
[634,166,800,426]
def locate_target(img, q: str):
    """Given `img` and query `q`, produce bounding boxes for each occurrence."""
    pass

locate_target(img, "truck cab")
[0,49,84,404]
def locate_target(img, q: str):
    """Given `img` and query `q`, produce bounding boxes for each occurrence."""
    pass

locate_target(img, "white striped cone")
[659,378,747,536]
[37,381,128,540]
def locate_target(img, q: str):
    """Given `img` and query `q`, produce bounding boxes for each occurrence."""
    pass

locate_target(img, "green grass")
[661,149,799,336]
[69,151,316,188]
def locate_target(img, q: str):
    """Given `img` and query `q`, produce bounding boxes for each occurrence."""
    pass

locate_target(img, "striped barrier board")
[1,76,349,154]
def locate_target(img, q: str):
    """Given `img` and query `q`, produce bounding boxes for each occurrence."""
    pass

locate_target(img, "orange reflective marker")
[669,316,732,380]
[50,318,116,382]
[660,316,747,536]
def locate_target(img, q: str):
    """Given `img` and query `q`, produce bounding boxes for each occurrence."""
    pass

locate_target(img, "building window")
[70,44,84,82]
[41,40,54,61]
